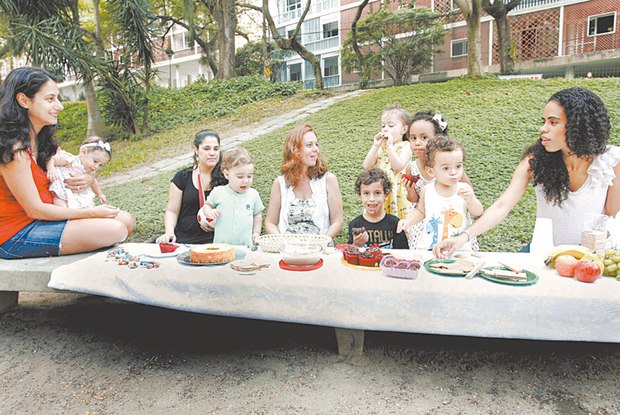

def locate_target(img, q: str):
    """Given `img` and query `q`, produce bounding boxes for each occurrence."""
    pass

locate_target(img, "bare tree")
[454,0,483,76]
[244,0,324,89]
[482,0,521,74]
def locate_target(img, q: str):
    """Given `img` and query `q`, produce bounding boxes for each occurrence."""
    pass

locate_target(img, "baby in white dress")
[47,137,111,209]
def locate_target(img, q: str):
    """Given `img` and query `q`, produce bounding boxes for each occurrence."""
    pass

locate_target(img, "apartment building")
[272,0,620,87]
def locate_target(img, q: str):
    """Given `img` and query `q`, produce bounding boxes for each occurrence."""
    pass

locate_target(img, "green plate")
[478,266,539,286]
[423,259,468,277]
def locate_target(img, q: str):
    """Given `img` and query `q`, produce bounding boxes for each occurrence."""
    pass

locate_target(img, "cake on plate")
[189,243,235,264]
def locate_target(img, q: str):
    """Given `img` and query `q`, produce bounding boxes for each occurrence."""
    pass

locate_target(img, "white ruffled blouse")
[536,145,620,245]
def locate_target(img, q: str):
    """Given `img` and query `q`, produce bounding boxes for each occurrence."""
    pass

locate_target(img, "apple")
[554,254,579,277]
[574,260,602,283]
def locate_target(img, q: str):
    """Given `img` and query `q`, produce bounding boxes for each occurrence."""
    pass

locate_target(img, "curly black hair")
[524,87,610,206]
[0,67,60,168]
[192,129,228,188]
[411,111,449,135]
[355,168,392,195]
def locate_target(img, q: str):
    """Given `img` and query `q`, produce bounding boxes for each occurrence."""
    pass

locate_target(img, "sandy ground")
[1,293,619,414]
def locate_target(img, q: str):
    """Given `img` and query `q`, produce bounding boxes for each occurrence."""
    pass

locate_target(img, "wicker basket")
[255,234,332,253]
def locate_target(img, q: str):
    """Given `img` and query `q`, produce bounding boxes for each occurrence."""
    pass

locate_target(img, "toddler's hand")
[47,166,61,182]
[98,193,107,204]
[352,230,368,247]
[382,132,395,146]
[206,208,220,221]
[373,132,384,146]
[457,184,474,203]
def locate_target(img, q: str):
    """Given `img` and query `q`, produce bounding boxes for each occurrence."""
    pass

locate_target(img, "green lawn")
[104,78,620,251]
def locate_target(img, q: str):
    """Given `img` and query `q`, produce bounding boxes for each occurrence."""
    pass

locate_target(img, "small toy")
[106,247,159,270]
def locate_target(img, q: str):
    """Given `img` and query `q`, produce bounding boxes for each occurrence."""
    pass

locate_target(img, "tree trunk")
[351,0,370,88]
[83,80,108,138]
[455,0,483,76]
[85,0,109,138]
[213,0,237,79]
[495,15,514,74]
[482,0,520,74]
[467,0,483,76]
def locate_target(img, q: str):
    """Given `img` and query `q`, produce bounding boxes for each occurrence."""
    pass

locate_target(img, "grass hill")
[102,77,620,251]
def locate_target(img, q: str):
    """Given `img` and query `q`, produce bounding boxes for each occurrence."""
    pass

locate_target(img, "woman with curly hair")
[433,87,620,258]
[0,67,134,259]
[264,124,343,239]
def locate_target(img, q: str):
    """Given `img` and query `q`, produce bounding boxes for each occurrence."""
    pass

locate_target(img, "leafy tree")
[342,4,445,86]
[482,0,521,74]
[235,40,285,81]
[454,0,483,76]
[107,0,159,133]
[0,0,109,137]
[0,0,160,138]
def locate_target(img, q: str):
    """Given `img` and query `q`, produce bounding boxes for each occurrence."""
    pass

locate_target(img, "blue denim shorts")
[0,220,68,259]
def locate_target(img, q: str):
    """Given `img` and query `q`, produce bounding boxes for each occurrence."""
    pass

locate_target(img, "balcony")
[304,36,340,53]
[278,0,338,24]
[513,0,567,11]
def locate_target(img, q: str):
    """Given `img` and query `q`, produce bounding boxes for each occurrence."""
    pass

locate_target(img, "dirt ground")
[1,293,619,415]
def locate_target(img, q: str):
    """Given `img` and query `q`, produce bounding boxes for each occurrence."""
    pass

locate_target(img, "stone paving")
[100,89,367,187]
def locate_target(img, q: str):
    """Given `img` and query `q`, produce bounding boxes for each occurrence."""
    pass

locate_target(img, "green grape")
[604,259,614,266]
[606,264,618,274]
[613,256,620,264]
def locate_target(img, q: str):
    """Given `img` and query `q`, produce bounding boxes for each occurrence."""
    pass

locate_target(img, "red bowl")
[343,250,360,265]
[159,243,178,253]
[359,255,380,267]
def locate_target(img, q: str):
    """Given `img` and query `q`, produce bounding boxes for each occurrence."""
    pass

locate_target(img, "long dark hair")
[524,87,610,206]
[0,67,60,168]
[192,129,227,188]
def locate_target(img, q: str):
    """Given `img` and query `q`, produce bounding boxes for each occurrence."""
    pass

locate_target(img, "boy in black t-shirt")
[348,169,409,249]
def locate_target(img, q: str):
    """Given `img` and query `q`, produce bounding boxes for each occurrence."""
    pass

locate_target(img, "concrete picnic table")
[3,243,620,356]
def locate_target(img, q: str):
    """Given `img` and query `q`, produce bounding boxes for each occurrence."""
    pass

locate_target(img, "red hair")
[281,124,328,187]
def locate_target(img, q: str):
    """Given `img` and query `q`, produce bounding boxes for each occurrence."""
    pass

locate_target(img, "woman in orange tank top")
[0,67,134,259]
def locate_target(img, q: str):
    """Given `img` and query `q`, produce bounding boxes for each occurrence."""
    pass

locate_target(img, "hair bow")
[82,140,111,153]
[432,113,448,132]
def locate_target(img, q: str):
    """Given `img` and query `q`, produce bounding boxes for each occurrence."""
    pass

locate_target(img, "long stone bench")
[0,253,91,311]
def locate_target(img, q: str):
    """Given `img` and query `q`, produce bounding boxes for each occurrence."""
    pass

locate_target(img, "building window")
[588,12,616,36]
[323,56,338,77]
[287,29,301,43]
[451,39,467,57]
[287,0,301,12]
[172,32,192,51]
[289,63,302,81]
[451,0,459,11]
[323,22,338,39]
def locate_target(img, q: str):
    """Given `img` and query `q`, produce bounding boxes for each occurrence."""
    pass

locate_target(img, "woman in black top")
[156,130,227,244]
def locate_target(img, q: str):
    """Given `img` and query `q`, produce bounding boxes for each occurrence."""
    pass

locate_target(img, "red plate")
[279,258,323,271]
